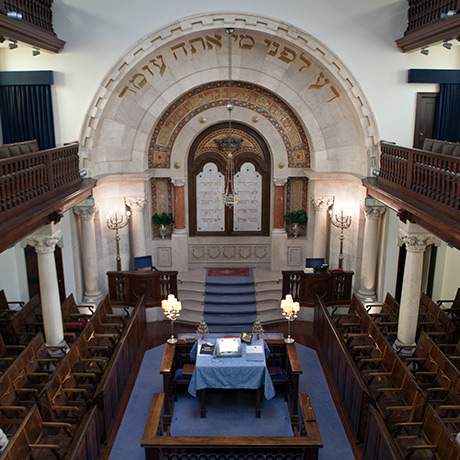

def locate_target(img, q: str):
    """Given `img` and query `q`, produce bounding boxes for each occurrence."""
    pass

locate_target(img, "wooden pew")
[0,335,25,376]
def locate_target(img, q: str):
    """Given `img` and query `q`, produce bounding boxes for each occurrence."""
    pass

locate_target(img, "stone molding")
[80,12,379,172]
[311,196,334,210]
[189,243,270,265]
[364,206,386,220]
[74,205,96,221]
[125,197,147,211]
[27,231,63,255]
[171,178,186,187]
[273,177,288,187]
[399,234,433,253]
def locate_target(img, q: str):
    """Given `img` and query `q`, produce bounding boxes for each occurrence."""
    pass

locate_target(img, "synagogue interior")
[0,1,459,459]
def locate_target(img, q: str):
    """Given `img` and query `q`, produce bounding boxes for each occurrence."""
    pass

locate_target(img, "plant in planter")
[152,213,174,239]
[285,209,308,238]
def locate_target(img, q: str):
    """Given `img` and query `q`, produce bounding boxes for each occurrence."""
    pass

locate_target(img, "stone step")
[205,285,255,295]
[205,313,256,325]
[205,293,256,305]
[204,304,257,314]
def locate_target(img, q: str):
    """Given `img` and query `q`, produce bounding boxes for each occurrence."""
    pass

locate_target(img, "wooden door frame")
[413,92,438,149]
[188,122,271,237]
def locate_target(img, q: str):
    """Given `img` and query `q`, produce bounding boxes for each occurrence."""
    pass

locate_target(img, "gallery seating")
[0,291,24,313]
[0,140,39,159]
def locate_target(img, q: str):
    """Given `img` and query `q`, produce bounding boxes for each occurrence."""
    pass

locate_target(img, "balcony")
[0,143,95,252]
[396,0,460,52]
[363,142,460,248]
[0,0,65,52]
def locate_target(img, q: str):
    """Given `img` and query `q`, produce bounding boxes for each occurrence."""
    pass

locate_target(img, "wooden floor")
[101,318,362,460]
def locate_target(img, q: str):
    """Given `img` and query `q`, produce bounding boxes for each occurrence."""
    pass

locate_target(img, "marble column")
[395,225,432,351]
[171,178,188,271]
[311,197,334,259]
[126,197,147,257]
[74,200,103,303]
[357,206,386,301]
[27,225,65,347]
[273,178,287,231]
[172,178,186,234]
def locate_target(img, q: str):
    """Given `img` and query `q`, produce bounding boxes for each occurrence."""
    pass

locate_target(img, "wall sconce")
[161,294,182,344]
[280,294,300,344]
[329,208,352,270]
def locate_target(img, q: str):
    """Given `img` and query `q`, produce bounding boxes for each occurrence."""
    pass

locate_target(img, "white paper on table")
[245,345,264,354]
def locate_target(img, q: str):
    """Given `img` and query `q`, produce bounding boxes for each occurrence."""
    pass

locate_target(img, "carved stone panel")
[233,162,262,232]
[196,162,225,232]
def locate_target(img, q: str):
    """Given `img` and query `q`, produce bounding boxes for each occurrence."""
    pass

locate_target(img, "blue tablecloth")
[188,337,275,400]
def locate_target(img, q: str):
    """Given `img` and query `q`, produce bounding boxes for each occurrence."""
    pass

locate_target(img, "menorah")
[106,202,131,271]
[329,209,352,270]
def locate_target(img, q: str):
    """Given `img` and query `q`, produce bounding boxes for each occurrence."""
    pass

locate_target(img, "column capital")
[364,206,386,219]
[273,177,288,187]
[27,230,62,254]
[171,178,186,187]
[125,197,147,211]
[74,204,96,221]
[399,234,433,253]
[311,196,334,210]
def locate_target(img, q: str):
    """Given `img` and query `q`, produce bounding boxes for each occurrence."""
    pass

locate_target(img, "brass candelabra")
[106,202,130,272]
[329,209,352,270]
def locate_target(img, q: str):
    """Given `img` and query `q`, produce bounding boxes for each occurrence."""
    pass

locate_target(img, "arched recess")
[80,12,379,178]
[188,122,271,237]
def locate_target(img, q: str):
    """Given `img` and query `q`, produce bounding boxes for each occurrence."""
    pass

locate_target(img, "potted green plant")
[152,212,174,239]
[285,209,308,238]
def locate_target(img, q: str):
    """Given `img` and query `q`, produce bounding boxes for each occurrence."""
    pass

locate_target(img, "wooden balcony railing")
[0,143,82,220]
[379,142,460,217]
[1,0,54,33]
[406,0,460,33]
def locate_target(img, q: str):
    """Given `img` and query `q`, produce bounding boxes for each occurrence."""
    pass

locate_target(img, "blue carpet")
[204,270,257,333]
[109,344,354,460]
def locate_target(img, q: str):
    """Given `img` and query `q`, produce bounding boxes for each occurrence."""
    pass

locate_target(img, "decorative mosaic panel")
[150,178,172,238]
[148,81,310,169]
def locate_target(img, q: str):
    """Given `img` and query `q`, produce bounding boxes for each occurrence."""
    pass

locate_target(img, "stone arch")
[81,12,379,177]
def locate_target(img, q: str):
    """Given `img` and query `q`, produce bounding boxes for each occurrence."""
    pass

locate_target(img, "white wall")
[0,0,459,148]
[434,246,460,301]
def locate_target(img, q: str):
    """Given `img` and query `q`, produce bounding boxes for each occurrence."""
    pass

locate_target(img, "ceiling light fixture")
[420,48,429,56]
[32,48,40,56]
[8,41,18,50]
[442,41,453,50]
[6,11,23,20]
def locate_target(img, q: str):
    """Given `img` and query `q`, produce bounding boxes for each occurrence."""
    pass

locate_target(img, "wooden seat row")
[0,295,145,460]
[315,295,460,459]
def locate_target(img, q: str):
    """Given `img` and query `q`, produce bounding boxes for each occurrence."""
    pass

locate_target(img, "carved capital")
[311,196,334,210]
[27,231,62,255]
[273,177,288,187]
[364,206,386,220]
[74,205,96,222]
[125,197,147,212]
[171,178,186,187]
[399,234,432,253]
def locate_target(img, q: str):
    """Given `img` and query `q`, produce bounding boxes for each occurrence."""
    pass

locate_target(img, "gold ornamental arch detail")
[148,81,311,169]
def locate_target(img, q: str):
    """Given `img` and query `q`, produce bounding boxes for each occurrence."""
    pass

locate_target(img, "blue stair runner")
[204,270,256,333]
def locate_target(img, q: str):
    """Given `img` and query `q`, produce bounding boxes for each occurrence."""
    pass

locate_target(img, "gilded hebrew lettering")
[171,42,188,60]
[327,86,340,102]
[278,46,296,64]
[150,55,166,76]
[239,34,255,50]
[298,53,312,72]
[118,86,137,98]
[205,34,222,49]
[309,72,330,89]
[190,37,206,54]
[130,73,148,90]
[264,39,280,56]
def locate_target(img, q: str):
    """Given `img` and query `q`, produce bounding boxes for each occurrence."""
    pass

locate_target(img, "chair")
[133,255,154,271]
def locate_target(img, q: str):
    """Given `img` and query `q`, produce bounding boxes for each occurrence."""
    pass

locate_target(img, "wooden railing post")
[406,149,413,189]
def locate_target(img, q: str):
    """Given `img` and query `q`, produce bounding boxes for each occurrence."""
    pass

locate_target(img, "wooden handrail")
[0,143,82,220]
[379,142,460,216]
[405,0,459,33]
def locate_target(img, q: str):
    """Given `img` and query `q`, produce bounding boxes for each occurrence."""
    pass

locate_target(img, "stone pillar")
[357,206,386,301]
[74,199,103,303]
[311,197,334,259]
[27,225,65,347]
[395,224,432,350]
[172,178,186,234]
[171,178,188,271]
[126,197,147,257]
[272,178,288,271]
[273,178,287,230]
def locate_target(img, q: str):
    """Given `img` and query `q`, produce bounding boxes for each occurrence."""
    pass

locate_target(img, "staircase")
[178,269,283,327]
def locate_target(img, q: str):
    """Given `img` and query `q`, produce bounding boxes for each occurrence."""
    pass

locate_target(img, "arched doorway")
[188,122,271,237]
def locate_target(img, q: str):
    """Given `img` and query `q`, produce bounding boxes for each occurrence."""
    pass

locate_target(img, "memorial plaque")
[196,162,225,232]
[234,162,262,232]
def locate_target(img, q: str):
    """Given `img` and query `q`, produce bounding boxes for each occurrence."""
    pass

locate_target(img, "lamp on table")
[161,294,182,344]
[280,294,300,344]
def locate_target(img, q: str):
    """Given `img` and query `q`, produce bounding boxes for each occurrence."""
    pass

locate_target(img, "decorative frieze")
[189,243,271,265]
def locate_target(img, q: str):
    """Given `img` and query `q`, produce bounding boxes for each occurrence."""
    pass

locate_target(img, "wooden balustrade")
[379,142,460,217]
[405,0,460,33]
[0,143,82,221]
[1,0,54,33]
[282,270,353,307]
